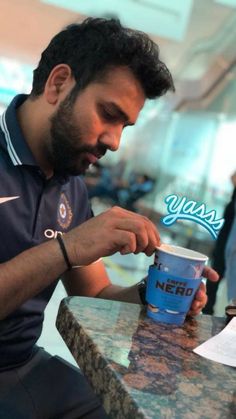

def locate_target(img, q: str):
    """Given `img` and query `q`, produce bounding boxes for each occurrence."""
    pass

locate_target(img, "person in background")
[87,167,155,211]
[224,179,236,302]
[0,17,218,418]
[86,161,123,202]
[203,171,236,314]
[117,173,155,210]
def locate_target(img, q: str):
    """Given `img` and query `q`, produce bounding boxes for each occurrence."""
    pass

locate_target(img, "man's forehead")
[99,68,145,101]
[99,66,141,87]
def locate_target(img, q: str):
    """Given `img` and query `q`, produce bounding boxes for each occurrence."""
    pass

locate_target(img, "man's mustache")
[79,145,107,159]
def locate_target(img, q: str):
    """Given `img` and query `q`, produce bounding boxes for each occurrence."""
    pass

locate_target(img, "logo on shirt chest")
[57,193,73,230]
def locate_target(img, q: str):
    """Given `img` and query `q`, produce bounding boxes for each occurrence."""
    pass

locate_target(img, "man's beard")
[48,96,106,177]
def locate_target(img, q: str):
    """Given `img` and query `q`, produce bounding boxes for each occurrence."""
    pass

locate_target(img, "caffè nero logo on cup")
[162,194,224,239]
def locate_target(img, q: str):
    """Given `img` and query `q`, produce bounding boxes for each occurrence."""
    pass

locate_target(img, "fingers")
[69,205,161,265]
[110,207,160,249]
[119,219,149,254]
[141,215,161,247]
[188,282,207,316]
[202,266,219,282]
[115,231,137,255]
[141,216,161,255]
[114,214,160,255]
[186,266,218,317]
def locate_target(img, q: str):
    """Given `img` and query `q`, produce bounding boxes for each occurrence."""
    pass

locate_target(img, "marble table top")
[56,297,236,419]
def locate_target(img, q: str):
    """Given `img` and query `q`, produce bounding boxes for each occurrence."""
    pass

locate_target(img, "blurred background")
[0,0,235,356]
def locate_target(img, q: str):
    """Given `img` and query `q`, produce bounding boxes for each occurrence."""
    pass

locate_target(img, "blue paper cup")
[146,245,208,325]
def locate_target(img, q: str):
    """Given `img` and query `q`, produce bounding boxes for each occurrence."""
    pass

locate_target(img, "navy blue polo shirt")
[0,95,93,370]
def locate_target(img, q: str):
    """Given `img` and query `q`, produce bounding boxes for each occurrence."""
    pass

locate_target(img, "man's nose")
[98,127,122,152]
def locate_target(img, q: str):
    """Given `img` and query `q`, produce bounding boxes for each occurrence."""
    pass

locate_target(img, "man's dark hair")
[31,17,174,99]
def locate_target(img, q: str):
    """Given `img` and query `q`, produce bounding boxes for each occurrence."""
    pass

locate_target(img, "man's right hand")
[64,206,160,267]
[0,206,160,319]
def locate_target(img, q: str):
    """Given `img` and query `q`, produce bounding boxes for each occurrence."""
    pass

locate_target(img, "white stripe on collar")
[0,111,22,166]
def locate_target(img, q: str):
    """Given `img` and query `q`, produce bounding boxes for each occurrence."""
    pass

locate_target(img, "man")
[0,18,218,418]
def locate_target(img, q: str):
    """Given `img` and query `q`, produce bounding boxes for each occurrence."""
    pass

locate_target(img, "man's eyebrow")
[107,102,134,126]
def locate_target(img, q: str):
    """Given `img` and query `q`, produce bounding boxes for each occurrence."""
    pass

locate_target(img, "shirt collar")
[0,94,39,167]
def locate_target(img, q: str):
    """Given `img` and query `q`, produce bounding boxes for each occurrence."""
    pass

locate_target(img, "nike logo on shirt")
[0,196,20,204]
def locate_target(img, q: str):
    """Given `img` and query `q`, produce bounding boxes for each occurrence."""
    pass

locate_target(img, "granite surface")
[56,297,236,419]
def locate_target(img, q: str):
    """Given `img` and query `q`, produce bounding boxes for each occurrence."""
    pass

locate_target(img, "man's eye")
[102,109,117,122]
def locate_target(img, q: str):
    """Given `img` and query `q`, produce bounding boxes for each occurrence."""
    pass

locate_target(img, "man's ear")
[44,64,75,105]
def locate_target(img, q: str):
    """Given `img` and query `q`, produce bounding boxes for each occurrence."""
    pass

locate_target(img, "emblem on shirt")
[57,193,73,229]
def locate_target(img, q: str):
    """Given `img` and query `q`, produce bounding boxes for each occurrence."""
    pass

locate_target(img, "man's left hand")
[188,266,219,316]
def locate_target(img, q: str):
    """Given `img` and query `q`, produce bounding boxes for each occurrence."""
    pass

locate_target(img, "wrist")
[137,278,147,305]
[61,232,90,269]
[56,234,72,271]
